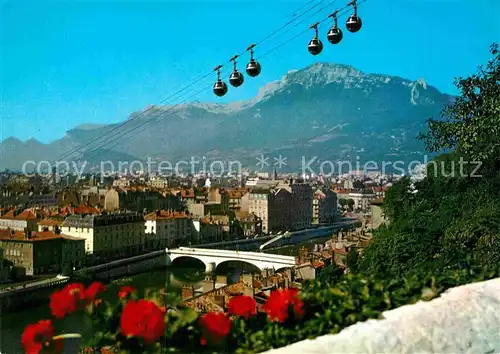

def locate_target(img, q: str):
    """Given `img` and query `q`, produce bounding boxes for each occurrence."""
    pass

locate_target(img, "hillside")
[0,63,453,172]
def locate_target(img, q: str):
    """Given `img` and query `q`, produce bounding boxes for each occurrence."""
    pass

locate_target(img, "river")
[0,236,333,353]
[0,267,202,354]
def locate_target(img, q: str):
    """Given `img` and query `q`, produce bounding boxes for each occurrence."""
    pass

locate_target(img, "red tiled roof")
[312,260,325,269]
[38,218,64,227]
[15,210,38,221]
[1,209,15,219]
[180,189,195,199]
[228,190,246,199]
[0,230,61,242]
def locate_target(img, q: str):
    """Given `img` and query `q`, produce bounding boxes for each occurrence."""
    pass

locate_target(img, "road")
[0,275,69,295]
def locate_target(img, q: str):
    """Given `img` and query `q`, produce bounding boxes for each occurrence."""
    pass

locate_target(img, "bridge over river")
[166,247,297,272]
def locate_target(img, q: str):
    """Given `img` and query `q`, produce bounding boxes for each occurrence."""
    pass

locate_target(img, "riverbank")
[197,220,356,251]
[0,220,355,314]
[0,269,185,354]
[0,251,167,314]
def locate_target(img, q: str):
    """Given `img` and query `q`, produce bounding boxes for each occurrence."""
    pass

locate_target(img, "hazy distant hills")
[0,63,453,173]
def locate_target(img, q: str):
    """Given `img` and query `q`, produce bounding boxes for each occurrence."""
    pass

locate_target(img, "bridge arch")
[170,256,206,270]
[215,260,261,274]
[166,247,296,273]
[275,266,294,273]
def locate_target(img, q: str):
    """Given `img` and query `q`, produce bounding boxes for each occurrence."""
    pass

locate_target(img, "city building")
[228,189,250,212]
[104,188,183,213]
[235,211,262,237]
[276,180,313,231]
[26,194,59,208]
[245,178,279,189]
[290,182,313,230]
[0,229,85,275]
[144,210,194,249]
[249,188,291,234]
[37,218,64,232]
[313,188,338,224]
[192,218,225,244]
[0,209,38,231]
[61,211,145,260]
[348,190,377,212]
[80,186,107,206]
[148,177,168,189]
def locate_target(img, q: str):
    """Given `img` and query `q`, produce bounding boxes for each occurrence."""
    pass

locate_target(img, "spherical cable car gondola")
[308,22,323,55]
[246,44,262,77]
[229,55,244,88]
[213,65,228,97]
[346,0,362,33]
[327,10,343,44]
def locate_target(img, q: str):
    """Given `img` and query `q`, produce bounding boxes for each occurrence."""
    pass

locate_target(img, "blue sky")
[1,0,499,143]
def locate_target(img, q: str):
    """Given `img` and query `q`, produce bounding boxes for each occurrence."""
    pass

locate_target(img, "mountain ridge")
[0,63,453,172]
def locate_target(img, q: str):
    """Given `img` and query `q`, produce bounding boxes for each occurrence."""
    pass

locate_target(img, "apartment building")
[275,180,313,231]
[37,218,64,232]
[348,190,376,212]
[290,182,313,230]
[26,194,59,208]
[104,188,183,213]
[148,177,168,189]
[144,210,194,248]
[207,188,230,213]
[227,189,250,212]
[0,230,85,275]
[191,219,225,244]
[0,209,38,231]
[313,188,338,224]
[235,211,262,237]
[248,188,292,234]
[61,211,145,259]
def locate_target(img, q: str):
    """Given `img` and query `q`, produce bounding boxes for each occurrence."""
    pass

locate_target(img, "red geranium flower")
[263,288,304,323]
[227,295,257,319]
[120,299,166,344]
[118,286,136,300]
[50,283,86,319]
[85,282,106,303]
[199,312,232,346]
[21,320,61,354]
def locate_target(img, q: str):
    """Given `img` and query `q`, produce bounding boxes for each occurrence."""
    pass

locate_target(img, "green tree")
[419,43,500,173]
[353,180,365,189]
[346,199,355,211]
[359,45,500,279]
[346,248,359,273]
[316,262,344,284]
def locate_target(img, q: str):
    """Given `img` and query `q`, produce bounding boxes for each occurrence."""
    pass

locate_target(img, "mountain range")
[0,63,453,174]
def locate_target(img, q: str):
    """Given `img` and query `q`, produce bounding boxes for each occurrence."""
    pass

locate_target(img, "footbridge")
[165,247,297,272]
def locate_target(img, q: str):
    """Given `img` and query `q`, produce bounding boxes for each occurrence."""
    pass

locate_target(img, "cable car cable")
[84,0,369,157]
[258,0,366,59]
[54,0,327,163]
[256,0,338,53]
[78,0,368,158]
[82,0,348,155]
[283,0,322,19]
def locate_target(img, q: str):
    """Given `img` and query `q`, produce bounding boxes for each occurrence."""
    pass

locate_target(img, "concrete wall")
[263,278,500,354]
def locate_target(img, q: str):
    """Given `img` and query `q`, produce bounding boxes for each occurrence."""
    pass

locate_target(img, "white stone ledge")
[264,278,500,354]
